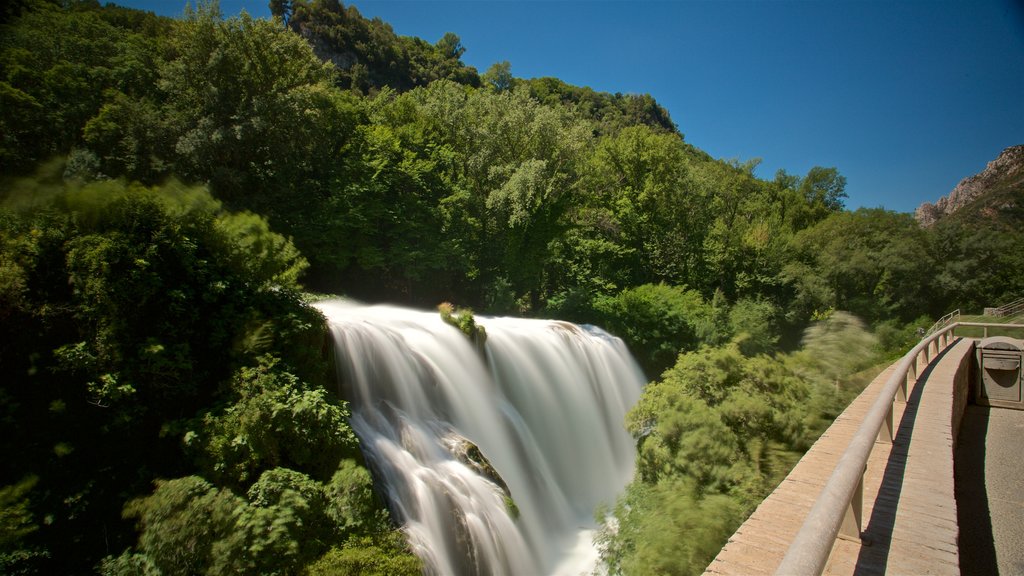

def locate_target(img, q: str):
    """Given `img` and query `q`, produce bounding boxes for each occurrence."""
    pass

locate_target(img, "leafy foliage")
[524,76,678,135]
[789,208,934,322]
[597,479,743,576]
[438,301,487,345]
[186,358,359,488]
[286,0,480,92]
[594,283,724,375]
[306,533,423,576]
[0,1,166,174]
[1,1,1020,574]
[599,314,881,574]
[0,476,45,574]
[0,171,417,573]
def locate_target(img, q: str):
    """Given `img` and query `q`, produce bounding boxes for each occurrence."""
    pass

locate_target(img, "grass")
[955,314,1024,339]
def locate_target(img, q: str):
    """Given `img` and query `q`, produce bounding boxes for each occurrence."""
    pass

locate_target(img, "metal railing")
[924,309,959,336]
[774,322,1022,575]
[992,297,1024,319]
[960,321,1024,339]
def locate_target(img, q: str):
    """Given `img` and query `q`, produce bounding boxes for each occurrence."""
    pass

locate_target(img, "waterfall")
[316,300,645,576]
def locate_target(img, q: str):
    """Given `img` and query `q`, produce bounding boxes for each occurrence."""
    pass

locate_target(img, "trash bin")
[976,336,1024,408]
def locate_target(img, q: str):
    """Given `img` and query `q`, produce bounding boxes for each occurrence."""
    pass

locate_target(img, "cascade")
[316,300,645,575]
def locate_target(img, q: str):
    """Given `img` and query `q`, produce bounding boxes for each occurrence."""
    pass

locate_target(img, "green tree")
[0,2,164,174]
[930,222,1024,314]
[790,208,934,322]
[346,80,591,308]
[186,358,359,488]
[82,91,171,182]
[119,461,407,576]
[598,479,743,576]
[435,31,465,60]
[594,283,722,376]
[123,477,240,575]
[286,0,479,91]
[700,159,796,300]
[791,166,847,229]
[523,76,678,136]
[728,298,780,356]
[583,126,712,290]
[159,4,338,197]
[482,60,514,92]
[0,476,44,574]
[0,173,326,572]
[156,3,368,286]
[269,0,293,23]
[306,533,423,576]
[600,313,882,575]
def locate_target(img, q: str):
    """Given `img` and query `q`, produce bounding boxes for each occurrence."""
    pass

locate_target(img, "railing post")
[900,361,912,402]
[838,471,864,541]
[877,401,894,443]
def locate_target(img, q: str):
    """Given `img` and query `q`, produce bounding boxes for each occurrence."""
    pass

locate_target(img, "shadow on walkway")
[955,404,998,575]
[852,343,955,574]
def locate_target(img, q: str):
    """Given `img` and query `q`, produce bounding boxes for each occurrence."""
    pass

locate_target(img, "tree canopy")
[1,1,1020,574]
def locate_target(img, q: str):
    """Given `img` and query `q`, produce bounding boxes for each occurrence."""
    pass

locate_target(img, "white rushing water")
[316,300,645,576]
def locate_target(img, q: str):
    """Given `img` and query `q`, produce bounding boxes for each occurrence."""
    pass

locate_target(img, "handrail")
[924,309,959,336]
[957,321,1024,339]
[774,322,974,575]
[993,297,1024,318]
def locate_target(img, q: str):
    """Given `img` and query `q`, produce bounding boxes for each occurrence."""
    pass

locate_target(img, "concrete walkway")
[956,404,1024,575]
[823,339,969,576]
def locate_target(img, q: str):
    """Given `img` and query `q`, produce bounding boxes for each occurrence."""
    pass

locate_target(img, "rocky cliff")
[915,145,1024,227]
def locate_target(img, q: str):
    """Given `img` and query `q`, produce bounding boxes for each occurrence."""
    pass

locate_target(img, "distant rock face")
[915,145,1024,226]
[298,26,357,71]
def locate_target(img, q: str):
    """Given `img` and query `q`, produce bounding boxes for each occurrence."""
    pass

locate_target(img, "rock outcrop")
[441,431,520,516]
[915,145,1024,227]
[441,432,510,496]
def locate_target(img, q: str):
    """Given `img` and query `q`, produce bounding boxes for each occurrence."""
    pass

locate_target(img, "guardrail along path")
[705,337,972,575]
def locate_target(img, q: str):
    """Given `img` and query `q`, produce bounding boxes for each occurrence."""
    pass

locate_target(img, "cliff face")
[916,145,1024,227]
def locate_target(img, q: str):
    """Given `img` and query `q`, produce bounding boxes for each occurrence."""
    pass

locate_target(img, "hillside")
[281,0,481,92]
[915,145,1024,228]
[280,0,678,135]
[2,1,1023,574]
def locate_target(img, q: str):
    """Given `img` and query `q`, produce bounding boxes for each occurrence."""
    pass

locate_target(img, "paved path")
[957,403,1024,575]
[824,339,968,576]
[705,338,973,575]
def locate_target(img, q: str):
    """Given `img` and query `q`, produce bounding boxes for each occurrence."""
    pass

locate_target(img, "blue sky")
[114,0,1023,214]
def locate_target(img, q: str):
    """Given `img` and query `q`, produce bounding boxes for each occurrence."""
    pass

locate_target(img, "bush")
[306,534,422,576]
[728,298,780,356]
[186,358,360,488]
[594,283,723,376]
[0,173,335,572]
[600,312,883,574]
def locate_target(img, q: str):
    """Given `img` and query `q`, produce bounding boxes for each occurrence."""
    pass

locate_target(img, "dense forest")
[1,0,1022,574]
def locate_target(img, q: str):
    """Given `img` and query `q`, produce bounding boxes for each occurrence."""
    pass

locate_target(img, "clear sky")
[113,0,1024,214]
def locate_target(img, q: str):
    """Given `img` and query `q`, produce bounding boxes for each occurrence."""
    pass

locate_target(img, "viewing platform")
[704,320,1024,575]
